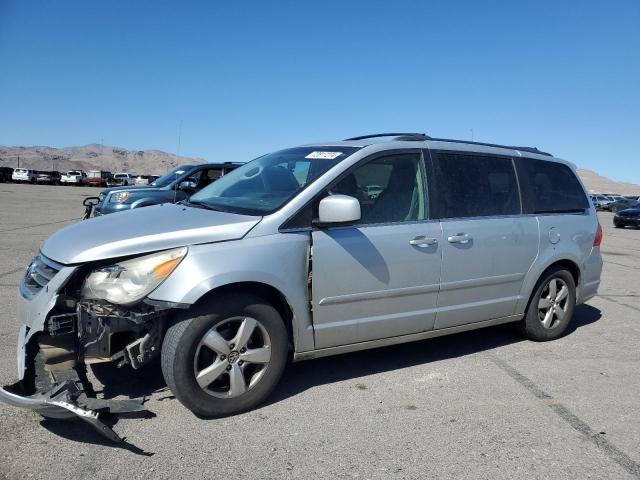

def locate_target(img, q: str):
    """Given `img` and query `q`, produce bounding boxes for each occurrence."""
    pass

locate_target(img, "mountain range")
[1,144,638,195]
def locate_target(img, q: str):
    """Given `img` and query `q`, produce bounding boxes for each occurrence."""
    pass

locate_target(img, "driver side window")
[331,152,427,225]
[282,151,427,229]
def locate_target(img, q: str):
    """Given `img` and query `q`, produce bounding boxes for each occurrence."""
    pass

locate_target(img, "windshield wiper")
[182,199,226,212]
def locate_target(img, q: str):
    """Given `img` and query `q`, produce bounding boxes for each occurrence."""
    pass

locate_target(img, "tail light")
[593,223,603,247]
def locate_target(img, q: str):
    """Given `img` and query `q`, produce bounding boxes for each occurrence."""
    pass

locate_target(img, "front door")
[311,151,443,349]
[430,151,539,329]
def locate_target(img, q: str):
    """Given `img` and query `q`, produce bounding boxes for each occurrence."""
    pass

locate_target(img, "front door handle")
[447,233,472,244]
[409,236,438,247]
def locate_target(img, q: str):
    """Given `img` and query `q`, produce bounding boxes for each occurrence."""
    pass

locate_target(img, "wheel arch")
[185,281,296,352]
[517,257,582,315]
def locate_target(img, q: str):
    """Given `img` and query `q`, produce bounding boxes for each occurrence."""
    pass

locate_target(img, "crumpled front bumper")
[3,263,147,442]
[0,381,123,441]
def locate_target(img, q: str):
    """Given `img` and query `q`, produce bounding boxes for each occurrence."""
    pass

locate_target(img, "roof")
[301,133,570,166]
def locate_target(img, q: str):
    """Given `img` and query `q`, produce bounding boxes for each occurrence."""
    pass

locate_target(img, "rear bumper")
[578,248,603,304]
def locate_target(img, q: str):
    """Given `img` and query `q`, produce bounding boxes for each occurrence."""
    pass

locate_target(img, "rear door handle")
[447,233,472,244]
[409,236,438,247]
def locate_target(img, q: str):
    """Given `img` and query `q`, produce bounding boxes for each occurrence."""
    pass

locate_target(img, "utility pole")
[470,128,474,141]
[177,121,183,158]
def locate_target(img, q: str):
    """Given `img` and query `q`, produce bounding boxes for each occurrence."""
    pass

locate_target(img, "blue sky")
[1,0,639,181]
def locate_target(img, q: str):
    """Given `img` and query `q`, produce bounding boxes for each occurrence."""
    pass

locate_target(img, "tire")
[161,293,288,417]
[518,266,576,341]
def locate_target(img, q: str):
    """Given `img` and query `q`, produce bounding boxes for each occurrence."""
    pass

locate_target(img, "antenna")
[177,121,183,157]
[173,171,179,203]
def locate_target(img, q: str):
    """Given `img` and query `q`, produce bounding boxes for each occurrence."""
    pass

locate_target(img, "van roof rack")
[344,133,429,141]
[428,137,553,156]
[344,133,552,156]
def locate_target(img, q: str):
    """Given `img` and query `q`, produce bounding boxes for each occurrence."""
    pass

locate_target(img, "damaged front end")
[0,251,186,442]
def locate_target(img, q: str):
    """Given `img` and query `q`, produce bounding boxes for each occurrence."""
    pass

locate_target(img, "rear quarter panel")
[515,212,600,314]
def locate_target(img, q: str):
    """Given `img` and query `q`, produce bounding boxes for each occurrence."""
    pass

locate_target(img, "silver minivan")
[0,133,603,439]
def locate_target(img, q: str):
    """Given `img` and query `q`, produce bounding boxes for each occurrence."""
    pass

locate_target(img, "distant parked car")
[613,206,640,228]
[0,167,13,182]
[60,170,86,186]
[11,168,37,183]
[609,198,639,213]
[133,174,159,185]
[87,162,239,216]
[363,184,384,199]
[592,195,614,211]
[35,171,62,185]
[84,170,113,187]
[107,172,136,187]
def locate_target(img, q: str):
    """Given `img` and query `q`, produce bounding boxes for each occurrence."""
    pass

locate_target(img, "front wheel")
[518,266,576,341]
[161,293,288,417]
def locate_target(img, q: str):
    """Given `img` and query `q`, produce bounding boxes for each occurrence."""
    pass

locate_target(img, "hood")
[618,207,640,215]
[99,184,157,196]
[41,203,261,264]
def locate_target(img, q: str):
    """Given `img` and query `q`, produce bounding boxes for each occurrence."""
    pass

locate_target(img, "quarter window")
[517,158,589,213]
[432,153,521,218]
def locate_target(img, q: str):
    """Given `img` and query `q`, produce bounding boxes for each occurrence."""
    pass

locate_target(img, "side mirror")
[317,195,361,225]
[178,180,196,190]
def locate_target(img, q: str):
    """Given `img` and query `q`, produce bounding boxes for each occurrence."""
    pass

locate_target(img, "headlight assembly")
[81,247,187,305]
[110,192,131,203]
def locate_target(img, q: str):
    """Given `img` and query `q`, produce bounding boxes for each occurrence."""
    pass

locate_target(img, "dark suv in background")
[0,167,12,182]
[35,171,62,185]
[90,162,240,216]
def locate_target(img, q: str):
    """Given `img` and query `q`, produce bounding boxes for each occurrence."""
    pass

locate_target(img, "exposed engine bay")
[2,293,176,442]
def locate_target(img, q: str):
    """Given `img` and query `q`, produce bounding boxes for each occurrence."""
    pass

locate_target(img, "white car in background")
[11,168,37,183]
[107,172,136,187]
[60,170,86,186]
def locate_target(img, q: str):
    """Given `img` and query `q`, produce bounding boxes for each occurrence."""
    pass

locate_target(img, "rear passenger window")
[517,158,589,213]
[432,153,520,218]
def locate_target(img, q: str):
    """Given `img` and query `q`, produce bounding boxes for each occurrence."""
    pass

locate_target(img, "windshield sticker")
[305,151,343,160]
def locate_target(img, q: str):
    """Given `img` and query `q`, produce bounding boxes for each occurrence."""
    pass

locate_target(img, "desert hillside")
[1,144,638,195]
[576,169,640,196]
[0,144,203,176]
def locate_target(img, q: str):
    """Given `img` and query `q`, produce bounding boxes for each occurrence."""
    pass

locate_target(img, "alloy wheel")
[193,317,271,398]
[537,278,570,329]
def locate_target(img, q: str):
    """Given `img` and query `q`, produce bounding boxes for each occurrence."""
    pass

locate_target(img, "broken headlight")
[81,247,187,305]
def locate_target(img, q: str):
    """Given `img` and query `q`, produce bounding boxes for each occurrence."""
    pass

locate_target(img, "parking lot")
[0,182,639,479]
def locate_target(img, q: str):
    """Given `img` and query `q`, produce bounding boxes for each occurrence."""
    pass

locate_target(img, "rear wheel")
[518,266,576,341]
[161,293,288,417]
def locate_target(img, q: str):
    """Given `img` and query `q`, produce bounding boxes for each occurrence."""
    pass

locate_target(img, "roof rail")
[428,137,553,157]
[343,133,429,141]
[342,133,552,156]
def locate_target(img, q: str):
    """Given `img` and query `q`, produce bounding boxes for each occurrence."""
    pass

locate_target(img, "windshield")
[151,165,196,187]
[190,146,360,215]
[88,172,101,177]
[68,171,81,175]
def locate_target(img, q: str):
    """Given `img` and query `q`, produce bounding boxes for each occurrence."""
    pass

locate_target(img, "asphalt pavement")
[0,182,638,479]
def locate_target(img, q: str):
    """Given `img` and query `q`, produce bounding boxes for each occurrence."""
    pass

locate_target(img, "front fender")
[148,233,314,351]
